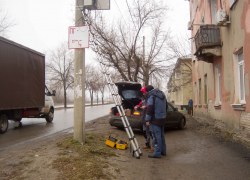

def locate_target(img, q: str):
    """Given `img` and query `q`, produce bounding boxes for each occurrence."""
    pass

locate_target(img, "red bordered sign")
[68,26,90,49]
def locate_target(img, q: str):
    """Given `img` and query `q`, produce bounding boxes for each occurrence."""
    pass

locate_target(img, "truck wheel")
[0,114,9,134]
[46,109,54,122]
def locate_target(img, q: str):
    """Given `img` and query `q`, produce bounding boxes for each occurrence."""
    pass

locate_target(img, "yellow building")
[167,57,193,111]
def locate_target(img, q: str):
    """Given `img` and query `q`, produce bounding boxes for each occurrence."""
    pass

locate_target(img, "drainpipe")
[220,0,222,9]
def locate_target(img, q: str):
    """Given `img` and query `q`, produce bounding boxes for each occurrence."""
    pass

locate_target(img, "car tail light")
[133,111,141,116]
[22,109,40,117]
[116,113,120,116]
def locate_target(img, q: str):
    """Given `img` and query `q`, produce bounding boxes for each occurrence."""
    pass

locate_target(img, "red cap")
[140,86,147,93]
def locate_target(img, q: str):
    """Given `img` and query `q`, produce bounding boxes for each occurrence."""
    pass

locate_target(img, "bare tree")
[85,64,100,105]
[86,62,123,105]
[46,42,74,107]
[87,0,171,86]
[166,34,191,61]
[0,8,15,37]
[97,72,106,104]
[167,35,192,91]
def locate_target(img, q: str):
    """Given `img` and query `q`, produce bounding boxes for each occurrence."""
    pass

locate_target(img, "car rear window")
[122,90,139,99]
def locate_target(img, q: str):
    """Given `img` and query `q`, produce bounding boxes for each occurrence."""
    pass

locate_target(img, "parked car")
[109,81,186,130]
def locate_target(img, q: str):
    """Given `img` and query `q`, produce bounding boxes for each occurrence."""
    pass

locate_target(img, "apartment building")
[189,0,250,142]
[167,57,193,110]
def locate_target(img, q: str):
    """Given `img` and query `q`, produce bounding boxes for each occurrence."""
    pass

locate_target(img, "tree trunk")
[102,92,104,104]
[63,56,67,108]
[97,93,98,105]
[64,86,67,108]
[145,76,149,86]
[89,90,94,105]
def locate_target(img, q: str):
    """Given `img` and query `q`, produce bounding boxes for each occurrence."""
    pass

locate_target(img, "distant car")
[109,81,186,130]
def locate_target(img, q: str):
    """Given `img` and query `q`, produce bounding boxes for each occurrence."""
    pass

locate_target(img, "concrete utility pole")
[143,36,146,86]
[74,0,85,144]
[143,36,145,64]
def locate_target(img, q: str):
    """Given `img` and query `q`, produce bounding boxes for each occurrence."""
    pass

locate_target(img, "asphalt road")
[0,104,114,150]
[112,116,250,180]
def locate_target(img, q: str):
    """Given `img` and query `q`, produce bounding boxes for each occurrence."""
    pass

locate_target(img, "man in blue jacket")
[188,98,193,116]
[145,85,167,158]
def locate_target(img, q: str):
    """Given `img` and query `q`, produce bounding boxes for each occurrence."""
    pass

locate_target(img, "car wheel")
[0,114,9,134]
[178,117,185,130]
[46,109,54,122]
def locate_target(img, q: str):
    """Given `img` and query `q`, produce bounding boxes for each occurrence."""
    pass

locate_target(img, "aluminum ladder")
[99,59,142,159]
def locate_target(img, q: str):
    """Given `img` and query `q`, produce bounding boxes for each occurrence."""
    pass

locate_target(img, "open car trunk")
[110,81,142,116]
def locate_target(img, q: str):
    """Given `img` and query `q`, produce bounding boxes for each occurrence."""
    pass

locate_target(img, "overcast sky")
[0,0,190,64]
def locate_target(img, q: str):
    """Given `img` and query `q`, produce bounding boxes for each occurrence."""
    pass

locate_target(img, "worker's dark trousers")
[188,106,193,116]
[151,124,166,158]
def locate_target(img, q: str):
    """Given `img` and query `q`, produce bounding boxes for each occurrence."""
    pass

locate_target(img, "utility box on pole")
[84,0,110,10]
[96,0,110,10]
[83,0,97,10]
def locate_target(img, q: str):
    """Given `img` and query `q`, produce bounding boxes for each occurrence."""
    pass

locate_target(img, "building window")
[238,52,245,103]
[216,66,221,103]
[211,0,217,24]
[204,75,207,104]
[233,48,245,105]
[179,87,182,101]
[176,90,179,102]
[199,79,201,104]
[175,71,181,79]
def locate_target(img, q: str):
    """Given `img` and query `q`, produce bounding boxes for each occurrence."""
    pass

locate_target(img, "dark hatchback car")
[109,81,186,130]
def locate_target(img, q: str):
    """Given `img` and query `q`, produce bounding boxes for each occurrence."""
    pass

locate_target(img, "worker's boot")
[142,143,151,149]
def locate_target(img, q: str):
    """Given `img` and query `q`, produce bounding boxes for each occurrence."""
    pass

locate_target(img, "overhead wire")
[125,0,137,31]
[114,0,129,29]
[113,0,143,46]
[125,0,143,48]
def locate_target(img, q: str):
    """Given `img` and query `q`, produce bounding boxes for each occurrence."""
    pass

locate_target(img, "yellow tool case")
[105,135,118,148]
[105,135,129,150]
[116,140,129,150]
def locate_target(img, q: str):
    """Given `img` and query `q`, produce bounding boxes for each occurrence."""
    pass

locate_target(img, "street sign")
[68,26,90,49]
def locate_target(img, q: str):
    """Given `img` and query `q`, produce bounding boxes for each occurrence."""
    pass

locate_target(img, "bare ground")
[1,115,250,180]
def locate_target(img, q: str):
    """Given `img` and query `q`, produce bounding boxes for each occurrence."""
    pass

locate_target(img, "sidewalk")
[188,113,250,148]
